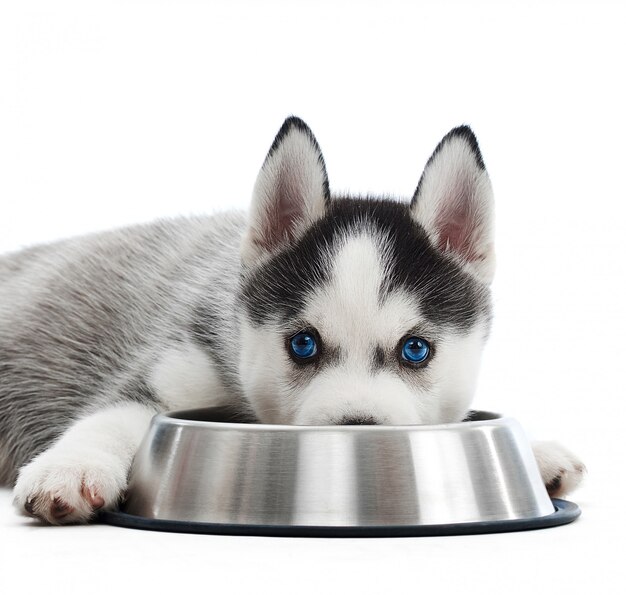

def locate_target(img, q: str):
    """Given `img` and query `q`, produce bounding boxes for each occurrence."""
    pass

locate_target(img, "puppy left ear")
[411,126,495,284]
[241,117,330,267]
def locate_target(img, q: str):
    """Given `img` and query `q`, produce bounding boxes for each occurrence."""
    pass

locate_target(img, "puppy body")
[0,118,585,523]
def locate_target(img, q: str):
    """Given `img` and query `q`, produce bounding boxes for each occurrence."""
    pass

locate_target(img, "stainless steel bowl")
[103,407,580,536]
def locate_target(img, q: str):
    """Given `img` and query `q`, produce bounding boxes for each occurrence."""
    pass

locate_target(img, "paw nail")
[81,484,105,509]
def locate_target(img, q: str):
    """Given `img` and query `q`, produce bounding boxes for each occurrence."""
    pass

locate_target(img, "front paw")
[13,449,128,525]
[532,441,586,498]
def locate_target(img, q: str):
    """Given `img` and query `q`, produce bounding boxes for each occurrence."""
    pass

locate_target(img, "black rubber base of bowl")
[98,499,579,538]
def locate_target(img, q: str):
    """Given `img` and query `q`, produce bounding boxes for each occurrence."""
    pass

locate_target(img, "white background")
[1,0,625,593]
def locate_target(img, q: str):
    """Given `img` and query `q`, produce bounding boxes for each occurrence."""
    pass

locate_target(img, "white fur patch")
[149,343,227,410]
[424,325,489,422]
[239,321,296,424]
[293,328,487,426]
[294,368,421,425]
[13,402,155,524]
[532,440,586,497]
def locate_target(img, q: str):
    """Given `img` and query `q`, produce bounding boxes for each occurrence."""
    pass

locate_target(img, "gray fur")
[0,214,246,484]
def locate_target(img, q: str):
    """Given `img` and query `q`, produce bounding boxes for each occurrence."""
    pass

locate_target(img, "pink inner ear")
[258,175,305,251]
[434,181,482,263]
[436,219,481,262]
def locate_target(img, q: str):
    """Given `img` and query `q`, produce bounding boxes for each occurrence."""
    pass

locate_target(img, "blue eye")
[289,332,318,360]
[401,337,430,363]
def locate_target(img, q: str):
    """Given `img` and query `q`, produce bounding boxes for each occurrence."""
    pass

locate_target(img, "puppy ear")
[411,126,495,284]
[241,117,330,267]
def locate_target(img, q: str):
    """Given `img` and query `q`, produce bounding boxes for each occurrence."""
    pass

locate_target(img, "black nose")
[337,414,380,425]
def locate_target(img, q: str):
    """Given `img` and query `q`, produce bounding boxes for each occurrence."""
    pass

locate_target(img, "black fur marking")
[373,346,386,370]
[240,227,331,325]
[412,125,485,205]
[265,116,331,203]
[462,410,482,422]
[241,197,490,331]
[336,414,380,425]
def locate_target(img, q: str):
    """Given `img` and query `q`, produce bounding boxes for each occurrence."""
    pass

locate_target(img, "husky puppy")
[0,117,584,524]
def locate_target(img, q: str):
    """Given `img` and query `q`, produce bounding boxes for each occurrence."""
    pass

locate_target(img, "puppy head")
[239,117,494,425]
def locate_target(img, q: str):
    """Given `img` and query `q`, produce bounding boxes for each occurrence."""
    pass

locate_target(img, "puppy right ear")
[241,117,330,267]
[410,126,495,284]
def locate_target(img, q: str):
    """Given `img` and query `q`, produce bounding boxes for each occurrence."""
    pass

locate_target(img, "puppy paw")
[13,449,128,525]
[532,441,587,498]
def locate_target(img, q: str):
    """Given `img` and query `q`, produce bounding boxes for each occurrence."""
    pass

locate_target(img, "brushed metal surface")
[122,408,554,527]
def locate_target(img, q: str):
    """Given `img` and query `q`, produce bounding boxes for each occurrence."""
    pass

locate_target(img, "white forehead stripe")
[331,233,384,312]
[304,233,421,352]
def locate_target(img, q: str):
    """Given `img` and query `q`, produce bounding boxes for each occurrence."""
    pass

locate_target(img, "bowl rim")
[152,407,509,433]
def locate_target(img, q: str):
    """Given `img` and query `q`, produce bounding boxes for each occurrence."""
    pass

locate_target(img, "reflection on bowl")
[114,407,564,532]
